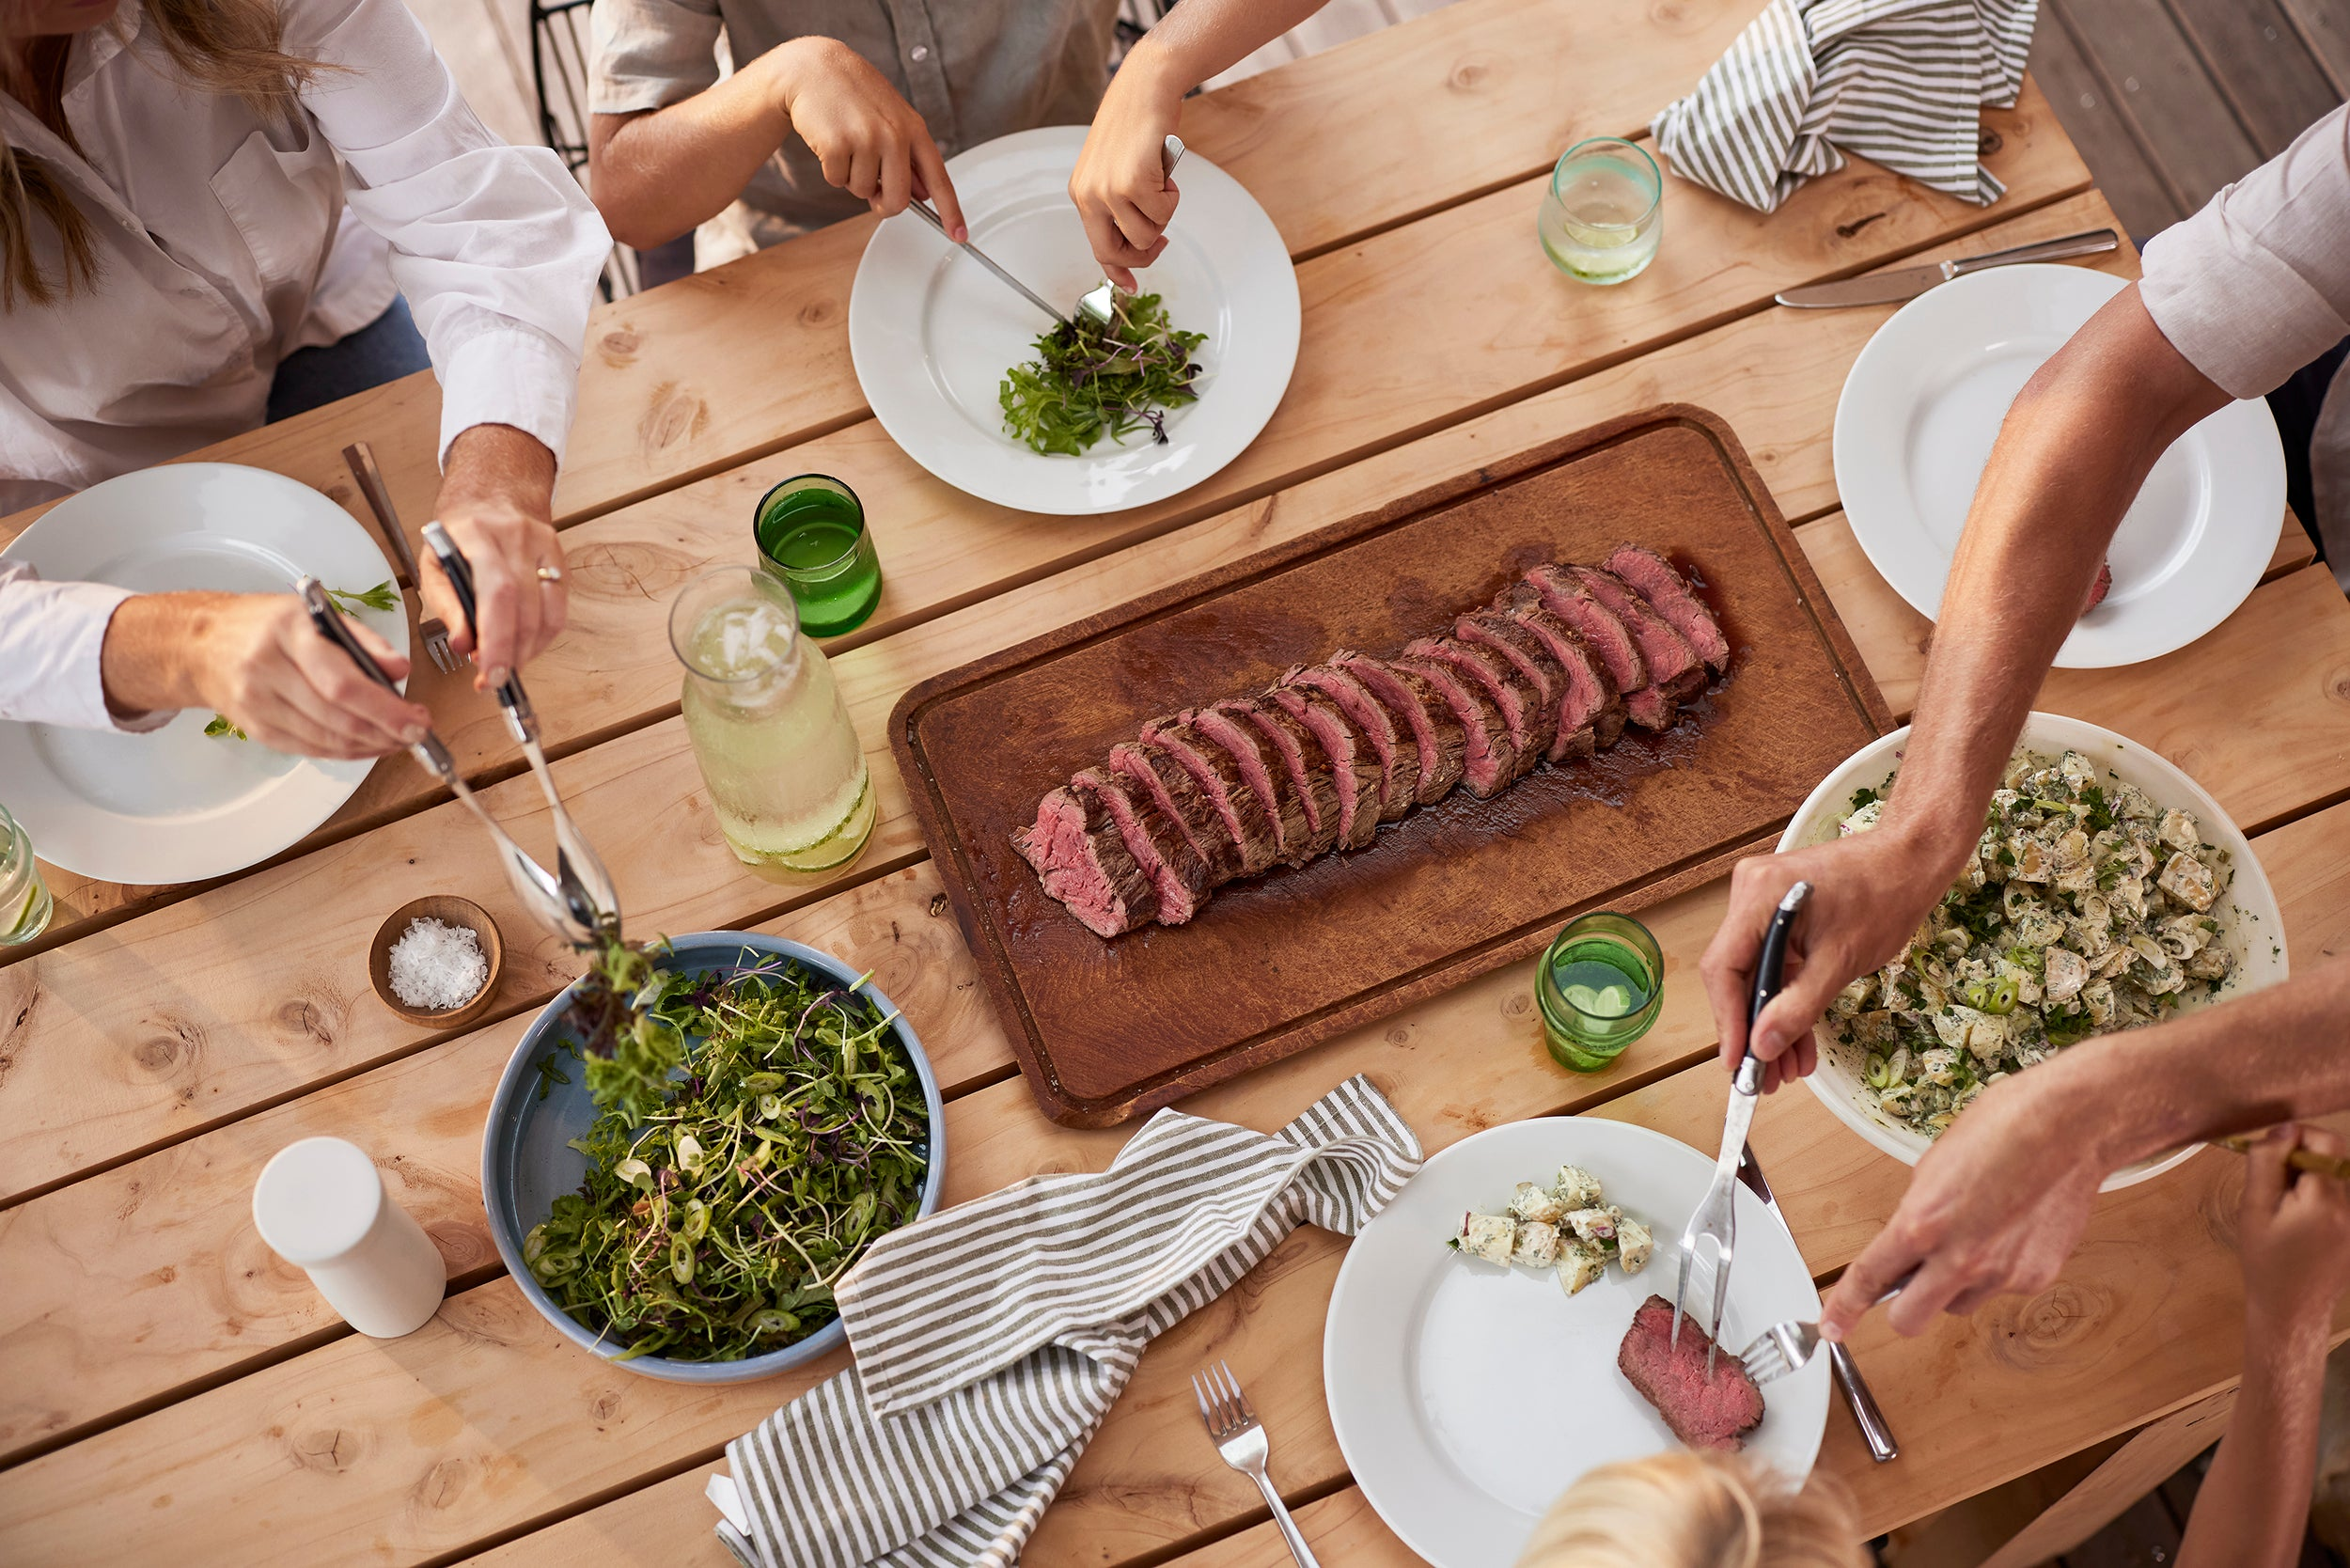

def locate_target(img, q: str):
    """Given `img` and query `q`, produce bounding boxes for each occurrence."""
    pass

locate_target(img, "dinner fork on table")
[1739,1268,1916,1388]
[341,441,461,675]
[1191,1360,1322,1568]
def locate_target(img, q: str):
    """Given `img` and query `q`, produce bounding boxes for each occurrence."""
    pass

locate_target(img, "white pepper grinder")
[252,1137,445,1338]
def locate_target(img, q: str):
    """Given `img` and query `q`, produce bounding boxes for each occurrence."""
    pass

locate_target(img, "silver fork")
[342,441,460,675]
[1191,1361,1322,1568]
[1739,1269,1915,1387]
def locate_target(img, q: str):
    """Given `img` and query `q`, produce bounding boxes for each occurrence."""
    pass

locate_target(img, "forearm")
[589,56,792,249]
[440,423,556,516]
[2180,1306,2333,1568]
[1884,286,2229,869]
[1123,0,1332,95]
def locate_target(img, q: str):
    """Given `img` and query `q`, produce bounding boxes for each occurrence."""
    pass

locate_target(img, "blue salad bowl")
[480,931,947,1383]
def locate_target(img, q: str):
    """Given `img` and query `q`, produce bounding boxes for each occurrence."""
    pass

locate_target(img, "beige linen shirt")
[2140,104,2350,584]
[589,0,1119,248]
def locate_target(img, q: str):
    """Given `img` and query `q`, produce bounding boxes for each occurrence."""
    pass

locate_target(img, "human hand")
[1701,820,1965,1092]
[2237,1124,2350,1337]
[766,36,964,235]
[1070,49,1183,290]
[101,590,430,760]
[1817,1061,2110,1341]
[427,423,566,693]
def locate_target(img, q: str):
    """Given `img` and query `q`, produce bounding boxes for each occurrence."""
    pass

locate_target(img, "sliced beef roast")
[1392,650,1519,797]
[1513,570,1674,731]
[1618,1294,1765,1451]
[1605,543,1729,673]
[1011,784,1160,937]
[1191,703,1317,867]
[1267,685,1384,850]
[1138,714,1283,877]
[1561,563,1705,699]
[1106,740,1243,886]
[1496,602,1625,750]
[1332,652,1465,806]
[1454,611,1584,761]
[1070,768,1210,925]
[1279,663,1418,823]
[1228,697,1344,856]
[1404,635,1548,780]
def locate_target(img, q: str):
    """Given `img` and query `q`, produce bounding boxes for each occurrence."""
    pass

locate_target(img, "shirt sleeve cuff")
[2142,202,2350,399]
[435,325,582,470]
[0,578,175,731]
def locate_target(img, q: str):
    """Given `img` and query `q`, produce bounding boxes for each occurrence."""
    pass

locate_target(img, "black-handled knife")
[418,521,536,741]
[296,577,460,783]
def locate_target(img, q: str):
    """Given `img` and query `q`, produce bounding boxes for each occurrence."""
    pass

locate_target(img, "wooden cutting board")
[890,407,1893,1126]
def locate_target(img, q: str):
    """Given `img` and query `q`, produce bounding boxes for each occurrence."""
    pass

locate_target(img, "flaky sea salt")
[387,916,488,1010]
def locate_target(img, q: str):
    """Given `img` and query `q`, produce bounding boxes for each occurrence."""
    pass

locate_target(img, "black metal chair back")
[529,0,641,298]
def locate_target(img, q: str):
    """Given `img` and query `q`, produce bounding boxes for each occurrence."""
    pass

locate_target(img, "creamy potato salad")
[1829,747,2235,1139]
[1451,1164,1653,1297]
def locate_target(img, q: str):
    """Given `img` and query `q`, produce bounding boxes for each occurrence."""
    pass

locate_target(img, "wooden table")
[5,2,2346,1561]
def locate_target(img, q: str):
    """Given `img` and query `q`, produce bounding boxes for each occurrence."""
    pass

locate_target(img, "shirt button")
[910,44,929,60]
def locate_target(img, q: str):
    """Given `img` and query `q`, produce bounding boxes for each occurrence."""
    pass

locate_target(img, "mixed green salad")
[1828,748,2235,1139]
[998,290,1206,456]
[524,937,931,1363]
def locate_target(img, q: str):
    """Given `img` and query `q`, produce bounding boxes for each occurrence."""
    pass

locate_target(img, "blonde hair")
[1513,1450,1869,1568]
[2,0,321,305]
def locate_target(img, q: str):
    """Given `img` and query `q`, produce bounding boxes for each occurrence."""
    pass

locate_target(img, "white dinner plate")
[848,125,1301,515]
[0,463,406,884]
[1325,1118,1828,1568]
[1834,265,2284,668]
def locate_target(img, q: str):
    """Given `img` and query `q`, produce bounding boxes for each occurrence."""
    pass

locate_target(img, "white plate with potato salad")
[1782,713,2288,1189]
[1324,1118,1827,1568]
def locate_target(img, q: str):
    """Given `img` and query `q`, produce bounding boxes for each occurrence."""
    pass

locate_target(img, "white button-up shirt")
[0,0,611,728]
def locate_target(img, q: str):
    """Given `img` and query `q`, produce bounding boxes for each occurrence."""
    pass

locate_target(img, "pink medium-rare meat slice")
[1455,610,1590,762]
[1560,563,1705,700]
[1138,713,1283,877]
[1331,652,1465,807]
[1070,768,1210,925]
[1391,651,1519,798]
[1279,664,1418,823]
[1604,543,1730,674]
[1403,635,1548,779]
[1107,740,1242,886]
[1267,685,1383,850]
[1011,785,1160,937]
[1191,703,1317,867]
[1512,570,1678,731]
[1617,1295,1765,1451]
[1229,698,1344,857]
[1495,601,1624,751]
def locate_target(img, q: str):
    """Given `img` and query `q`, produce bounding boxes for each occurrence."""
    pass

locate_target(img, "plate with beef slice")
[1324,1116,1827,1568]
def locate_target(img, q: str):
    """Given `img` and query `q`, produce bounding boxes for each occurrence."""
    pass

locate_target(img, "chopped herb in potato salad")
[1829,748,2234,1139]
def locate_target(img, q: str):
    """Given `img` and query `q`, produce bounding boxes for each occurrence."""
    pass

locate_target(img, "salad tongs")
[297,578,604,949]
[418,523,620,944]
[1674,880,1810,1371]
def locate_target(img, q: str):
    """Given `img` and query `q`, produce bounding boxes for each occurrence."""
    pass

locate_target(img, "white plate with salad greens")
[847,125,1301,516]
[1780,713,2287,1189]
[0,463,407,884]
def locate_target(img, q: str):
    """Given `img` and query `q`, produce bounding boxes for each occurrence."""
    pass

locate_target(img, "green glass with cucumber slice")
[1537,911,1664,1072]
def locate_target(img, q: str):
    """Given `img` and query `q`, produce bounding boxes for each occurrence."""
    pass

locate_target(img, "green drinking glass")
[754,474,884,637]
[1537,911,1664,1072]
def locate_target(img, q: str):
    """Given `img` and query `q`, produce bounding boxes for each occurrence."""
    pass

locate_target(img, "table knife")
[1774,228,2120,308]
[905,199,1070,327]
[1738,1145,1900,1462]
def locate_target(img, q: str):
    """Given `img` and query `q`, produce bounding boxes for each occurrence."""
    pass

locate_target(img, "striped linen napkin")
[711,1074,1421,1568]
[1650,0,2039,214]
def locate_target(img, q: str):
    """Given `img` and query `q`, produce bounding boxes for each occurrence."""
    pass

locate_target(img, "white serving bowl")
[1778,713,2288,1190]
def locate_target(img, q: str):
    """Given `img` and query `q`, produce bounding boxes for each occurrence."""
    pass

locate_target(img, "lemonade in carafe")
[670,567,873,871]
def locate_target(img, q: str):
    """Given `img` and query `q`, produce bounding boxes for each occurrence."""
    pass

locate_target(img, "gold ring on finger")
[536,565,564,583]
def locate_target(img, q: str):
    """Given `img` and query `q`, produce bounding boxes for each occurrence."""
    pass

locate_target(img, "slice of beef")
[1011,784,1160,937]
[1496,600,1625,750]
[1071,767,1210,925]
[1138,713,1282,877]
[1560,563,1706,699]
[1106,740,1243,886]
[1455,611,1587,762]
[1331,652,1465,806]
[1267,685,1383,850]
[1279,664,1418,823]
[1605,543,1730,674]
[1512,571,1674,731]
[1191,702,1317,867]
[1228,697,1344,857]
[1403,635,1548,779]
[1618,1294,1765,1451]
[1392,650,1519,798]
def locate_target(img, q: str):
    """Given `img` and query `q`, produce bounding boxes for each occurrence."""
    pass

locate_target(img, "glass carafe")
[669,567,874,871]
